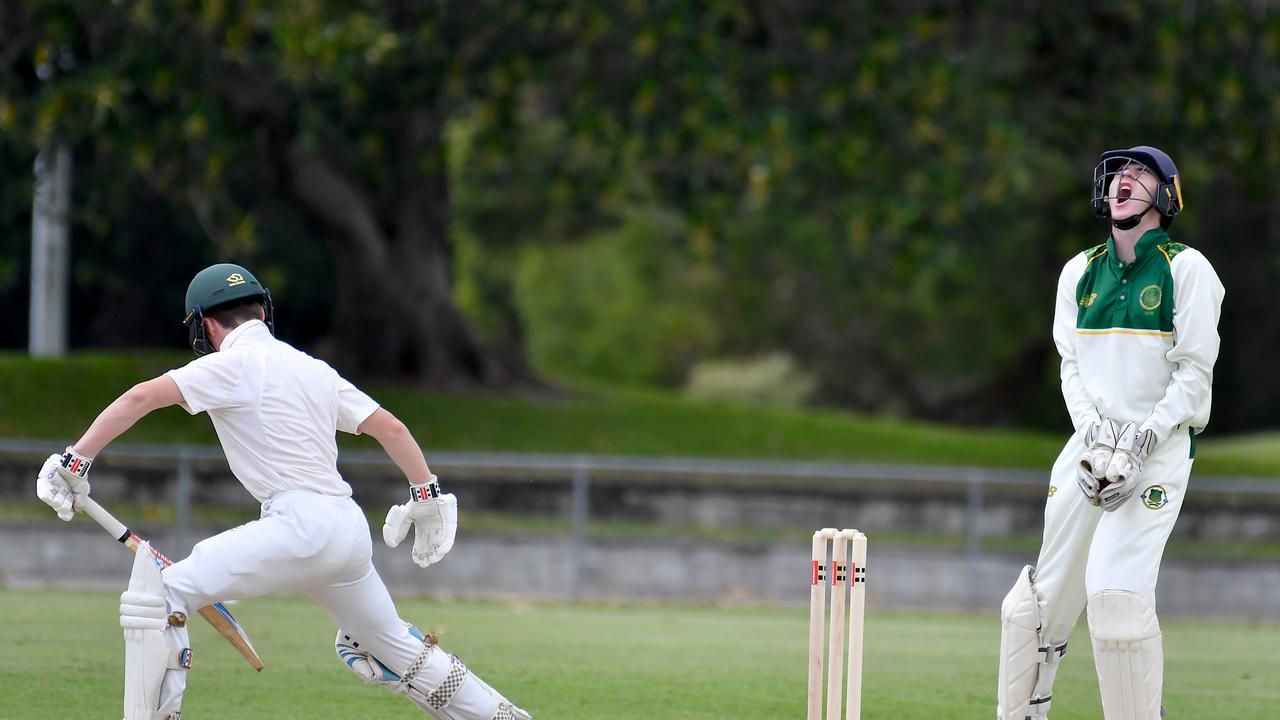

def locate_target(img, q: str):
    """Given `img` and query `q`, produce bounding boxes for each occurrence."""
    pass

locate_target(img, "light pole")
[28,143,72,357]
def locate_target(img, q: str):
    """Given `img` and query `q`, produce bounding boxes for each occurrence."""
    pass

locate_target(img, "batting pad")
[1088,590,1164,720]
[121,543,187,720]
[336,625,531,720]
[997,565,1064,720]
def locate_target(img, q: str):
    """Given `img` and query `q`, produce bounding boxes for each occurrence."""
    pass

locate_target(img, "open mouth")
[1116,182,1133,205]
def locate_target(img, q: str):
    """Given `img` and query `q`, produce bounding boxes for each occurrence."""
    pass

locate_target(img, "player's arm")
[36,375,184,521]
[355,405,457,569]
[1054,252,1119,506]
[1053,252,1101,435]
[1096,251,1223,512]
[357,408,434,482]
[1140,250,1225,442]
[74,376,185,456]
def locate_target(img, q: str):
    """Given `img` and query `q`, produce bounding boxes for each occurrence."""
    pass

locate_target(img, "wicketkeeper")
[36,263,532,720]
[996,146,1224,720]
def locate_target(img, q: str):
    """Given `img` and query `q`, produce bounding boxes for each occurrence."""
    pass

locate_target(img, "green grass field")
[3,352,1280,475]
[2,589,1276,719]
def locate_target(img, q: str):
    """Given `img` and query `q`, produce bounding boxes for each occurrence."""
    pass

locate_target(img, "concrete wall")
[4,522,1277,621]
[4,454,1278,620]
[5,461,1280,542]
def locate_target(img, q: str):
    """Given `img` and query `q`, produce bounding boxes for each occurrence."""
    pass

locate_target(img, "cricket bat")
[79,497,265,671]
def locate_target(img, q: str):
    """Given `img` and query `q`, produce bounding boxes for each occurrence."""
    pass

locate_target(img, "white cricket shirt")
[1054,229,1224,443]
[166,320,380,502]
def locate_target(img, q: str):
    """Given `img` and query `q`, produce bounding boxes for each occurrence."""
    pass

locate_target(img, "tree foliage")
[2,2,1277,430]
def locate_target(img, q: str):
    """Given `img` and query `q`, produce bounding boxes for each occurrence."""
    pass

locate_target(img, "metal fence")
[3,437,1279,604]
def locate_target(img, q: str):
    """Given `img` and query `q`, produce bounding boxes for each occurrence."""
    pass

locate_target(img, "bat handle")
[79,496,130,543]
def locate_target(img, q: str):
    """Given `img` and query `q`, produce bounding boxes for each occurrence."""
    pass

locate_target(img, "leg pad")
[336,625,532,720]
[1088,590,1163,720]
[121,543,188,720]
[997,566,1065,720]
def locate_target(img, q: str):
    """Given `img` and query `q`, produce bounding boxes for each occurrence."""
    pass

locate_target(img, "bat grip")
[79,496,130,543]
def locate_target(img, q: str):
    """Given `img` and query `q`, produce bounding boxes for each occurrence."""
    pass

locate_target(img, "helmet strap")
[1111,203,1153,231]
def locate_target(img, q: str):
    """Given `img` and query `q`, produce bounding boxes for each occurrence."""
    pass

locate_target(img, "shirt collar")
[1106,227,1167,264]
[219,319,269,351]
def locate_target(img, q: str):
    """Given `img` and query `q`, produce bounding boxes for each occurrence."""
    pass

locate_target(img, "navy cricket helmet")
[1091,145,1183,229]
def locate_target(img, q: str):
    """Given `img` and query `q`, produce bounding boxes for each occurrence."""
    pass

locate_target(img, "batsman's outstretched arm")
[358,408,457,568]
[74,376,185,456]
[38,376,185,522]
[357,408,434,483]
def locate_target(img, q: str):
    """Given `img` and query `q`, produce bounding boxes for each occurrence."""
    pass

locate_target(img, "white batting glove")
[1076,419,1118,506]
[35,447,94,521]
[1099,422,1157,512]
[383,476,458,568]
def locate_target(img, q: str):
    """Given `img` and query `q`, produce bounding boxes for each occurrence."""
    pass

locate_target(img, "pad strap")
[397,631,437,689]
[1040,640,1067,664]
[1028,641,1067,717]
[427,654,469,710]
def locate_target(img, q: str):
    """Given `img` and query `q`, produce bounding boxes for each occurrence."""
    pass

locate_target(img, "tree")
[5,1,1279,433]
[2,1,591,383]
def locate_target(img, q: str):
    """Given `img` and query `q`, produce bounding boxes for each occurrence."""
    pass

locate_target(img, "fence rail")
[3,437,1278,606]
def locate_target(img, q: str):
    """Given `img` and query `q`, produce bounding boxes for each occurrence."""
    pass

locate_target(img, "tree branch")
[186,186,232,252]
[286,142,391,270]
[0,13,33,73]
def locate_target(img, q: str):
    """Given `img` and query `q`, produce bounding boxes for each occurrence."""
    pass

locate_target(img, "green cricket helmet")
[182,263,275,355]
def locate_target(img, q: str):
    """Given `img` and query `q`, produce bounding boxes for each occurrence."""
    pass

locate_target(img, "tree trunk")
[284,140,523,386]
[200,53,532,386]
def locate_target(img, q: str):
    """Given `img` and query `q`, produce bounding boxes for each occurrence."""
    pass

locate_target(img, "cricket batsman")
[35,263,532,720]
[996,146,1224,720]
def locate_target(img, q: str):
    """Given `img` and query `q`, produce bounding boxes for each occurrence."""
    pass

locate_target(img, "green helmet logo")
[182,263,274,355]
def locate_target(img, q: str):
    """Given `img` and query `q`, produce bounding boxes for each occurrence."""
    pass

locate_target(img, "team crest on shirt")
[1140,485,1170,509]
[1139,284,1162,311]
[1047,485,1057,497]
[1080,293,1097,308]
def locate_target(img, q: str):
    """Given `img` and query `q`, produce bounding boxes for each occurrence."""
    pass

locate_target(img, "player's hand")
[1076,419,1117,507]
[383,476,457,568]
[1099,422,1156,512]
[35,447,93,521]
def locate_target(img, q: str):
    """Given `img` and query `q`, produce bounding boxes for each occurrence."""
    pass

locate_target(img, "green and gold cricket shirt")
[1052,228,1224,443]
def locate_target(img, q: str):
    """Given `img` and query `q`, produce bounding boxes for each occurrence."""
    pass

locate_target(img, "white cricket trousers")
[163,490,441,683]
[1033,428,1194,645]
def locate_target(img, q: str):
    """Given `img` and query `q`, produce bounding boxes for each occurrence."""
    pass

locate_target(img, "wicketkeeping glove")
[1098,422,1157,512]
[35,446,94,521]
[383,476,458,568]
[1076,419,1118,507]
